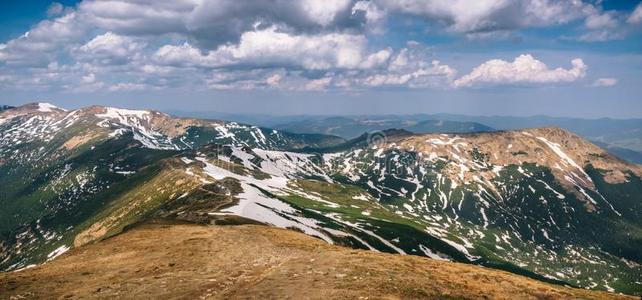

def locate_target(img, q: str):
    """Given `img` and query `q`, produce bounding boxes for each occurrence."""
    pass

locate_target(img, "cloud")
[592,77,617,87]
[584,11,618,29]
[304,77,333,91]
[453,54,587,88]
[301,0,353,26]
[574,8,627,42]
[374,0,593,33]
[153,27,390,70]
[79,32,144,64]
[197,40,456,91]
[0,12,85,66]
[628,3,642,24]
[0,0,615,93]
[108,82,147,91]
[46,2,65,17]
[77,0,368,49]
[576,30,625,42]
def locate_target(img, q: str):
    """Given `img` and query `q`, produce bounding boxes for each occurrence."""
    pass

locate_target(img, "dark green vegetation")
[1,103,640,296]
[0,104,344,271]
[173,125,345,150]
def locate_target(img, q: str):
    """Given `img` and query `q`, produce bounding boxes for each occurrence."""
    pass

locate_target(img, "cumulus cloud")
[200,43,456,91]
[76,0,369,49]
[0,12,86,67]
[628,3,642,24]
[153,27,391,70]
[574,7,627,42]
[79,32,144,64]
[453,54,587,88]
[592,77,617,87]
[0,0,613,93]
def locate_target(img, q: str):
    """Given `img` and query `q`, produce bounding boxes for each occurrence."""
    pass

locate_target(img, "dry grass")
[0,222,633,300]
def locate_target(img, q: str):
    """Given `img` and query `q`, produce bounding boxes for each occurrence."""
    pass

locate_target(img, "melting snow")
[47,245,70,260]
[37,103,62,112]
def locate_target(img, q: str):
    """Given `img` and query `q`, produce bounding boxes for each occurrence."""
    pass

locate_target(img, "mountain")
[592,141,642,165]
[0,105,14,112]
[0,103,343,270]
[186,112,642,164]
[1,103,641,295]
[0,222,629,299]
[426,114,642,154]
[272,116,494,139]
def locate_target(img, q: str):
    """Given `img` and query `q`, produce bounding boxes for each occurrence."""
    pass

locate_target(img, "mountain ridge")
[1,103,641,295]
[0,221,632,299]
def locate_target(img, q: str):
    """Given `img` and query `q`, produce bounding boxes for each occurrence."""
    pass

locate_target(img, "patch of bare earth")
[0,222,632,300]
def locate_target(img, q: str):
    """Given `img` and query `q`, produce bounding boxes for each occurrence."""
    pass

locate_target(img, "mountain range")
[1,103,641,296]
[171,110,642,164]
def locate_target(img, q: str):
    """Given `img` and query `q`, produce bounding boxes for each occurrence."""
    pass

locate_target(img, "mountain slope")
[419,114,642,162]
[0,103,344,271]
[1,103,641,295]
[159,127,641,294]
[0,222,631,300]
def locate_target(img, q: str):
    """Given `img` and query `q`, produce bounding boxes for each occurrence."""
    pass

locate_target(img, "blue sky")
[0,0,641,118]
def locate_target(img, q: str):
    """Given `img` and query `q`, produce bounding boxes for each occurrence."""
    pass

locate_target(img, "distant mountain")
[592,141,642,165]
[0,105,14,112]
[2,103,641,295]
[166,110,323,128]
[272,116,494,139]
[424,114,642,152]
[175,111,642,165]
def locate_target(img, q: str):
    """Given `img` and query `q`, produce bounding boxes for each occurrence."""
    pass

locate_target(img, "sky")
[1,0,642,118]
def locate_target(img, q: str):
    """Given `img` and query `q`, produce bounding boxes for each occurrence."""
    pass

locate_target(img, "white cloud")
[575,8,626,42]
[301,0,352,26]
[0,0,619,93]
[0,12,84,66]
[199,43,457,91]
[79,32,144,64]
[628,3,642,24]
[81,73,97,84]
[576,30,625,42]
[584,11,618,29]
[453,54,587,88]
[154,27,389,70]
[304,77,333,91]
[352,1,386,28]
[265,73,282,86]
[592,77,617,87]
[108,82,147,91]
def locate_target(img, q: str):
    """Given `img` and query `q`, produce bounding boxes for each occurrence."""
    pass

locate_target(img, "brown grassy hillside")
[0,221,633,300]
